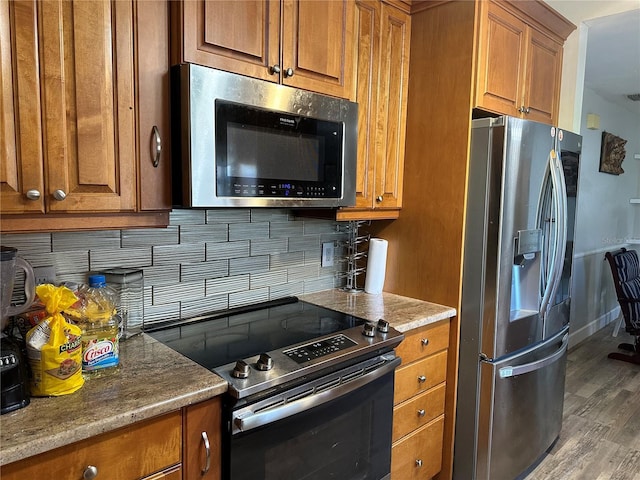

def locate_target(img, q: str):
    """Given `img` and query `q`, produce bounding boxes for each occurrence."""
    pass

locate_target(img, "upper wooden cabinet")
[173,0,357,100]
[337,0,410,221]
[475,0,568,125]
[0,0,170,232]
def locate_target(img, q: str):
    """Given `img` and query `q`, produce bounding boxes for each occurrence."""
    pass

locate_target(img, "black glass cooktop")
[147,297,365,371]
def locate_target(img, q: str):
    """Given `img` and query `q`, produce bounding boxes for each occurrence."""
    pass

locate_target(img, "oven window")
[228,372,394,480]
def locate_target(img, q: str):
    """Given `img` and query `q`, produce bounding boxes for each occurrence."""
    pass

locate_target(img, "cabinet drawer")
[391,415,444,480]
[2,411,182,480]
[396,320,450,365]
[392,383,446,442]
[394,350,447,404]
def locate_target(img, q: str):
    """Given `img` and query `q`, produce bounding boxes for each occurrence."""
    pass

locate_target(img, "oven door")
[225,354,401,480]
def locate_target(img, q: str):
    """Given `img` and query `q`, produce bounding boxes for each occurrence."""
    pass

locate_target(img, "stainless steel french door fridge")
[454,116,581,480]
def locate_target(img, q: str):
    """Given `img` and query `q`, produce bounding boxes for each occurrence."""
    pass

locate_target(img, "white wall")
[544,0,639,131]
[542,0,640,346]
[569,87,640,346]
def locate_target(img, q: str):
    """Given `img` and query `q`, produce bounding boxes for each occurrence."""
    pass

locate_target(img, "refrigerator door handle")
[498,333,568,379]
[539,149,567,320]
[549,149,569,305]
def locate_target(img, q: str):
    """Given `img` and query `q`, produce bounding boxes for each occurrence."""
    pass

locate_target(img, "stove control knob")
[363,323,376,337]
[231,360,250,379]
[256,353,274,371]
[377,319,389,334]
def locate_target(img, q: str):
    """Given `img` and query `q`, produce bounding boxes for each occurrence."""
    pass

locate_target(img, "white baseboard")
[568,306,621,349]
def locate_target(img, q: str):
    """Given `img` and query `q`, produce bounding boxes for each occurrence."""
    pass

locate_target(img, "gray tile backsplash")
[1,209,347,325]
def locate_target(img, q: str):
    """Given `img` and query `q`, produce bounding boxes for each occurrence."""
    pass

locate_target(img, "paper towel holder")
[337,220,370,293]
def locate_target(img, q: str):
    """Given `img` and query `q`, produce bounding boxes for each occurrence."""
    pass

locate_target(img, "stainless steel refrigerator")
[454,116,581,480]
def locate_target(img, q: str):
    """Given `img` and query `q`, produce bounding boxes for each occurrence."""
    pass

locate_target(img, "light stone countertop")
[0,289,455,467]
[300,289,456,332]
[0,333,227,466]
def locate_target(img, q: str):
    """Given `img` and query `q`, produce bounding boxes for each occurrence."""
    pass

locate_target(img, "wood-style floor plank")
[524,323,640,480]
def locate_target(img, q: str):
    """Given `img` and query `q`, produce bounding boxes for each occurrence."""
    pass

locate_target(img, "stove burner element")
[232,360,250,379]
[362,323,376,337]
[255,353,273,371]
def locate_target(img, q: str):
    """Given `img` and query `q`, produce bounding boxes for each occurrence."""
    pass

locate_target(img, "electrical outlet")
[33,266,57,285]
[321,242,334,267]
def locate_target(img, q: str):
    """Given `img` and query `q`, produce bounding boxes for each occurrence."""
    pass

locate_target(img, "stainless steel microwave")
[172,64,358,208]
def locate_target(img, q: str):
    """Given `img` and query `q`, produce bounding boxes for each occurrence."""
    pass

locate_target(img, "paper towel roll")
[365,238,388,294]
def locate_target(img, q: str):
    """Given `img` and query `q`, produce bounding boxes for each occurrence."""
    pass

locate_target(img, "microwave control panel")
[231,182,339,198]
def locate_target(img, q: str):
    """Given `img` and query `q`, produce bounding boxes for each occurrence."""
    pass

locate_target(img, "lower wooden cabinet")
[391,415,445,480]
[1,397,221,480]
[1,411,182,479]
[392,319,450,480]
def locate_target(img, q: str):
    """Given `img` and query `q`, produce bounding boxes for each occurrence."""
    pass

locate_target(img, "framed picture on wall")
[599,131,627,175]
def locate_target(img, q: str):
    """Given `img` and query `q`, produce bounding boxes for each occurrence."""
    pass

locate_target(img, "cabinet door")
[184,397,222,480]
[337,1,409,221]
[475,1,527,117]
[178,0,281,83]
[281,0,356,99]
[0,0,45,214]
[135,0,171,211]
[374,2,409,210]
[349,0,379,211]
[522,27,562,125]
[39,0,136,213]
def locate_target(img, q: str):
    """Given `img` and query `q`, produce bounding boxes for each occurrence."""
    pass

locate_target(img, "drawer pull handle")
[421,338,429,346]
[151,125,162,167]
[417,409,426,417]
[417,375,426,383]
[83,465,98,480]
[201,431,211,474]
[416,459,423,467]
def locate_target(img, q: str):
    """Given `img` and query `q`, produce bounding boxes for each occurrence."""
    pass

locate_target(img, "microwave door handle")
[232,357,401,434]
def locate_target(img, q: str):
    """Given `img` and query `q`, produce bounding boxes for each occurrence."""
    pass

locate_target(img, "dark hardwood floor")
[525,322,640,479]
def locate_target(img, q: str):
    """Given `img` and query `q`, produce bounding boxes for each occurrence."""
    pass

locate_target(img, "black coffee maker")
[1,246,35,414]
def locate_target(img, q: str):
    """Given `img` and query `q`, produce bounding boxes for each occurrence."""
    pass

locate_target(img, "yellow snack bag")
[26,284,84,396]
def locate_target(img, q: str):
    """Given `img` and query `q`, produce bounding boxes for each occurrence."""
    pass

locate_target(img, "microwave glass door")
[215,100,344,199]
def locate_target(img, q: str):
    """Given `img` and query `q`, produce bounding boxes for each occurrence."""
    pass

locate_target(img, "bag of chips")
[26,284,84,396]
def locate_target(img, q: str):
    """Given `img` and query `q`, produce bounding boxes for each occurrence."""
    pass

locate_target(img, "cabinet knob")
[417,409,426,417]
[201,431,211,475]
[416,459,423,467]
[26,189,41,200]
[270,64,281,75]
[421,338,429,347]
[52,189,67,201]
[417,375,426,383]
[83,465,98,480]
[376,195,383,203]
[151,125,162,168]
[284,67,294,78]
[524,106,531,114]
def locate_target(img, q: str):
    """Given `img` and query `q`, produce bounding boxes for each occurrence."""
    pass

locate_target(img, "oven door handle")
[233,356,401,434]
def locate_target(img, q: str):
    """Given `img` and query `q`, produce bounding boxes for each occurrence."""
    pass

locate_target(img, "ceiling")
[584,8,640,115]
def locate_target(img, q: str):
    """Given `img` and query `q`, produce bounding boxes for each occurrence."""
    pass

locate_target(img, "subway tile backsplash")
[1,209,348,326]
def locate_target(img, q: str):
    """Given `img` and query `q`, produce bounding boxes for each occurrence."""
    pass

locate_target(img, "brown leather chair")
[604,248,640,364]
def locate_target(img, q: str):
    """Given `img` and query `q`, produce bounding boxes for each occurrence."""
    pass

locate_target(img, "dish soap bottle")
[78,274,120,377]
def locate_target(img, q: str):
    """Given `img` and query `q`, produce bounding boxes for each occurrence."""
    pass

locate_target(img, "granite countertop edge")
[300,289,457,333]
